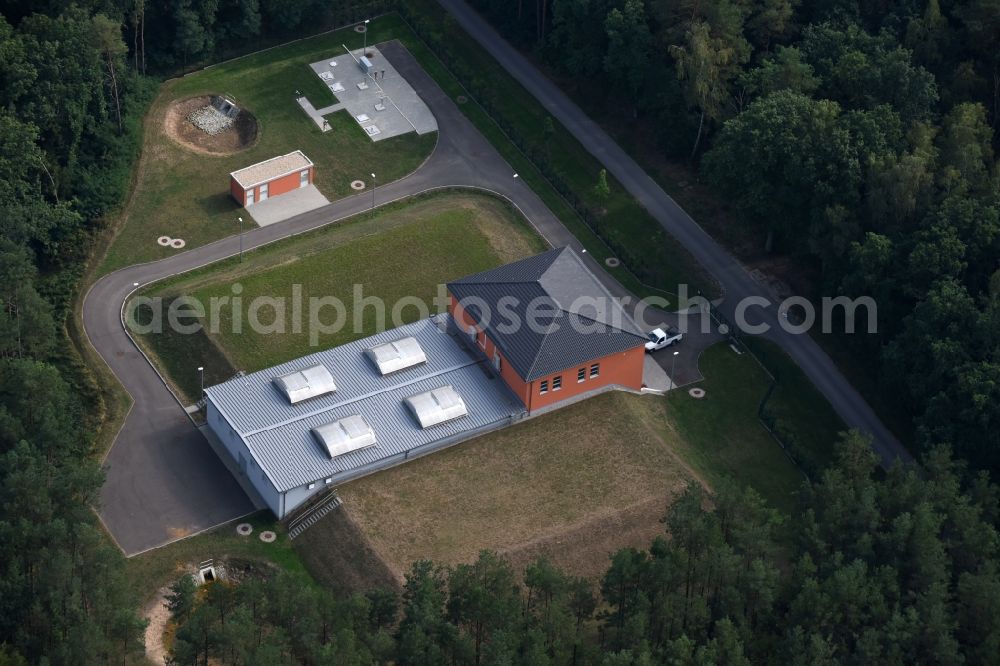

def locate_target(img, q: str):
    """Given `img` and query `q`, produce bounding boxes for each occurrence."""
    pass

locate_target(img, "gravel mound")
[187,105,234,135]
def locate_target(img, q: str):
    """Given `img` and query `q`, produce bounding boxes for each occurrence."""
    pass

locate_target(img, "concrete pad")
[316,103,343,116]
[245,185,330,226]
[305,45,438,142]
[642,354,672,393]
[296,97,343,132]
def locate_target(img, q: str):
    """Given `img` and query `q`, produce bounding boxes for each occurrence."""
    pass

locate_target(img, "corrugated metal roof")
[448,247,646,381]
[208,316,465,434]
[206,315,526,492]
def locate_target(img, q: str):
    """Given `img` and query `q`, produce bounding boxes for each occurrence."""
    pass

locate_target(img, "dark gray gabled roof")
[448,247,646,381]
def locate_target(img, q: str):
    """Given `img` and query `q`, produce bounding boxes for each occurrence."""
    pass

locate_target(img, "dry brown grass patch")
[337,391,704,580]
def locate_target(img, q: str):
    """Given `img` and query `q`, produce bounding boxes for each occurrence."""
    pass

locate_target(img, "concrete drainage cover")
[689,387,706,399]
[157,236,186,249]
[259,530,276,543]
[456,95,468,104]
[354,24,367,33]
[350,179,366,191]
[236,523,252,536]
[605,257,621,268]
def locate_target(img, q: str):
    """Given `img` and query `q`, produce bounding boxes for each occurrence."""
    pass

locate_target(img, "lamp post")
[512,173,518,179]
[363,19,370,54]
[371,172,376,217]
[198,366,204,399]
[237,216,244,262]
[671,350,679,391]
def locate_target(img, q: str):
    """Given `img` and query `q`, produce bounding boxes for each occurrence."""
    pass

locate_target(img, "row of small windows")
[540,363,600,395]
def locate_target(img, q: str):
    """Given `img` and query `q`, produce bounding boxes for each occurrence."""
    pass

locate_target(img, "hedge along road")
[437,0,911,466]
[85,41,648,556]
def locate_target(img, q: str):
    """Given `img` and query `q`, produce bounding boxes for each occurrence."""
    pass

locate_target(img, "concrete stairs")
[287,491,342,540]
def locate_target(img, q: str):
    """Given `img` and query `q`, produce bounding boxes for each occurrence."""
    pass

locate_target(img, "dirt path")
[142,587,171,665]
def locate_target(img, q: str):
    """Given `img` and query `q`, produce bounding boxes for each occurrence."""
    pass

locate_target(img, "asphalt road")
[87,42,713,556]
[437,0,911,466]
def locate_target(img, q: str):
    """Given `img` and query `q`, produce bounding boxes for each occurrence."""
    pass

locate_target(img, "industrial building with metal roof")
[205,314,526,518]
[205,248,648,519]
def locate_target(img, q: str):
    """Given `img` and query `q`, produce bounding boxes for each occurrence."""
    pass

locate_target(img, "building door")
[259,182,269,201]
[300,170,309,188]
[493,350,502,371]
[246,189,254,206]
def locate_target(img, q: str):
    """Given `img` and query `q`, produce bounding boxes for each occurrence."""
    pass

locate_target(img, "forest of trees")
[164,434,1000,664]
[2,0,1000,662]
[0,1,391,662]
[466,0,1000,474]
[0,3,151,662]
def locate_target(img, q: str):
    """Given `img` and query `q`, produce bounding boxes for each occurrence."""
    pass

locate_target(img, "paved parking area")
[632,304,725,387]
[245,185,330,226]
[306,45,437,141]
[646,312,725,387]
[99,403,255,556]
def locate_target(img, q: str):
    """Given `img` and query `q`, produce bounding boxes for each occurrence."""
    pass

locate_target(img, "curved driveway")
[437,0,910,466]
[87,35,905,555]
[87,42,619,555]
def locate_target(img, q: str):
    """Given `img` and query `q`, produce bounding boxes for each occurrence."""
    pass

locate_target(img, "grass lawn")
[662,343,806,514]
[743,337,847,475]
[333,340,827,582]
[98,10,716,303]
[131,192,545,403]
[123,511,309,604]
[97,21,436,275]
[337,391,701,581]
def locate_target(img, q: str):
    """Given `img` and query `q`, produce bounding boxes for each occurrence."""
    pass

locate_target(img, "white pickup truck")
[644,326,683,352]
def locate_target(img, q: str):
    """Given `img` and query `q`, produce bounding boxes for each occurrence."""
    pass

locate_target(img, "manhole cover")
[236,523,252,536]
[354,24,367,33]
[259,531,276,543]
[350,179,366,190]
[605,257,621,267]
[688,387,706,399]
[170,238,186,249]
[157,236,172,246]
[456,95,468,104]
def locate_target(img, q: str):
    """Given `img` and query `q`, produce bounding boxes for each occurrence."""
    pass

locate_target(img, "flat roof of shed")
[230,150,313,189]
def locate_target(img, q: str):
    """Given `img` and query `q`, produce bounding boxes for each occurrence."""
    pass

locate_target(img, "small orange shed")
[229,150,314,207]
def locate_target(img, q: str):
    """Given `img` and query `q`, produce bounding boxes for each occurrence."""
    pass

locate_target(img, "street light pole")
[198,366,204,398]
[363,19,370,54]
[671,350,679,391]
[371,172,376,217]
[237,216,244,262]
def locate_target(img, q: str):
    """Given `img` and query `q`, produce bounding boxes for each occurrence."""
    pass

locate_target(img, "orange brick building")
[229,150,314,207]
[448,247,647,412]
